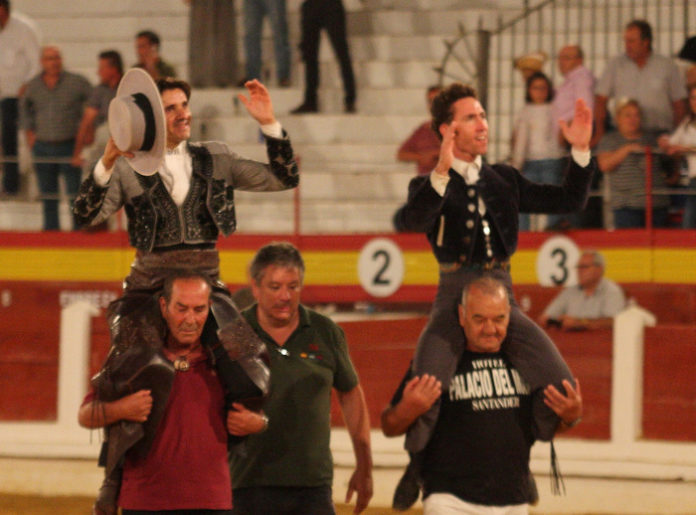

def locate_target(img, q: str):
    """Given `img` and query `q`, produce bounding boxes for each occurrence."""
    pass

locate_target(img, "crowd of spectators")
[396,19,695,230]
[0,2,176,230]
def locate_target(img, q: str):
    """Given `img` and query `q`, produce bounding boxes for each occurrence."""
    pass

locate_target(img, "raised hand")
[559,98,593,151]
[237,79,276,126]
[434,122,457,176]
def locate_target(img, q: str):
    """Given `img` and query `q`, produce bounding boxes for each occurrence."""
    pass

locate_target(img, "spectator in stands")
[21,45,91,231]
[0,0,40,196]
[239,0,291,87]
[397,85,442,176]
[511,72,565,231]
[552,45,596,143]
[186,0,239,87]
[592,19,687,147]
[539,250,626,331]
[551,45,602,228]
[659,84,696,228]
[135,30,177,80]
[72,50,123,169]
[291,0,356,114]
[596,98,679,228]
[677,35,696,89]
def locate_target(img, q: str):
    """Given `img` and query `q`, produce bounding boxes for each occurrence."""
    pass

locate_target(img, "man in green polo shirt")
[230,241,373,514]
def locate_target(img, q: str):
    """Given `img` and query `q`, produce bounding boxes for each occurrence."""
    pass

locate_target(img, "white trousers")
[423,493,528,515]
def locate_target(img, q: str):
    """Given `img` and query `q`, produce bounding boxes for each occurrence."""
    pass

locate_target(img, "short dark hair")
[136,30,160,48]
[525,71,554,103]
[98,50,123,76]
[430,83,478,140]
[157,77,191,100]
[161,270,212,304]
[626,19,653,50]
[249,242,305,284]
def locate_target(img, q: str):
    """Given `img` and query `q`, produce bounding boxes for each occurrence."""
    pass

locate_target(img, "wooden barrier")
[643,325,696,441]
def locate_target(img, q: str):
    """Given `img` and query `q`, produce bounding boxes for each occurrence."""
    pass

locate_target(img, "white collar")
[166,141,188,156]
[450,155,482,184]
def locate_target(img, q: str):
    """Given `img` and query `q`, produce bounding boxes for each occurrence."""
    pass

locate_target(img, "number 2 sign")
[357,238,405,297]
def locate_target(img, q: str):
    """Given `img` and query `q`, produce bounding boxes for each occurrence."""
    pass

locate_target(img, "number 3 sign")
[535,235,580,287]
[357,238,405,297]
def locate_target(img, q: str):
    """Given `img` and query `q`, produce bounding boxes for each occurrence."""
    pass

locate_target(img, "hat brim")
[109,68,165,176]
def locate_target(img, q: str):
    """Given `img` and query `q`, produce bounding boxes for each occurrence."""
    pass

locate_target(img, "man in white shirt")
[552,45,596,144]
[0,0,40,195]
[539,250,625,331]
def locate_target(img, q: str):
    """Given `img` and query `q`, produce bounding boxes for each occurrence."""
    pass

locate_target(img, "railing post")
[476,28,491,111]
[611,303,656,444]
[645,146,653,230]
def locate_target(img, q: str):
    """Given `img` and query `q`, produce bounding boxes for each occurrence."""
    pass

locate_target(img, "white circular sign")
[357,238,405,297]
[536,235,580,287]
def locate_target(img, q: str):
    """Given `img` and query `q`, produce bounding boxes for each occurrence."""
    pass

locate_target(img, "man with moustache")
[391,82,594,509]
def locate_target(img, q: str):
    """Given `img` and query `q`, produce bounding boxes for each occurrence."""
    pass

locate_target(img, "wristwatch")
[259,413,269,432]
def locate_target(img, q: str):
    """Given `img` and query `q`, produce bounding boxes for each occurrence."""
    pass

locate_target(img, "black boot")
[92,464,121,515]
[392,451,423,511]
[290,101,318,114]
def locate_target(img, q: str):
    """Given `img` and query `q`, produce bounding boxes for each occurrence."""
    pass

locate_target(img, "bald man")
[552,45,596,144]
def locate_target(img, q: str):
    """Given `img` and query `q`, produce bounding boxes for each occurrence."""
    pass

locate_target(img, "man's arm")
[226,402,268,436]
[558,315,614,331]
[77,390,153,428]
[381,374,441,437]
[71,106,99,167]
[538,289,569,327]
[337,385,373,514]
[596,143,644,173]
[672,99,687,129]
[591,94,608,148]
[543,378,583,434]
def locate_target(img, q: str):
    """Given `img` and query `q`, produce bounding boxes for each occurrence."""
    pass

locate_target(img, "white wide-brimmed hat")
[108,68,165,175]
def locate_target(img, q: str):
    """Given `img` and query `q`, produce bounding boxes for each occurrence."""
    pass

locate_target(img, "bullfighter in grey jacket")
[74,76,297,515]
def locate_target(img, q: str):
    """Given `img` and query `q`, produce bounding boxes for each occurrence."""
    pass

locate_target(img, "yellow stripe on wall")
[0,247,694,285]
[0,248,134,281]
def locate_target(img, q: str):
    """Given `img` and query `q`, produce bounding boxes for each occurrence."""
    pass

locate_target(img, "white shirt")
[94,121,284,206]
[0,12,41,98]
[430,155,487,214]
[668,118,696,179]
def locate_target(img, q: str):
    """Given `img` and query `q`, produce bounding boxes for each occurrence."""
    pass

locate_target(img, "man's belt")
[439,258,510,273]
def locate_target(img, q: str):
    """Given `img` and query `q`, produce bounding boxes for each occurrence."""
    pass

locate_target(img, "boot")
[92,465,121,515]
[392,452,424,511]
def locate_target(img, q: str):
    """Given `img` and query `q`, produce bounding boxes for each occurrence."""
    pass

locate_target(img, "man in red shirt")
[79,271,267,514]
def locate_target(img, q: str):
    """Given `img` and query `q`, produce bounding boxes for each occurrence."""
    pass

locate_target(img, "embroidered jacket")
[74,135,298,251]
